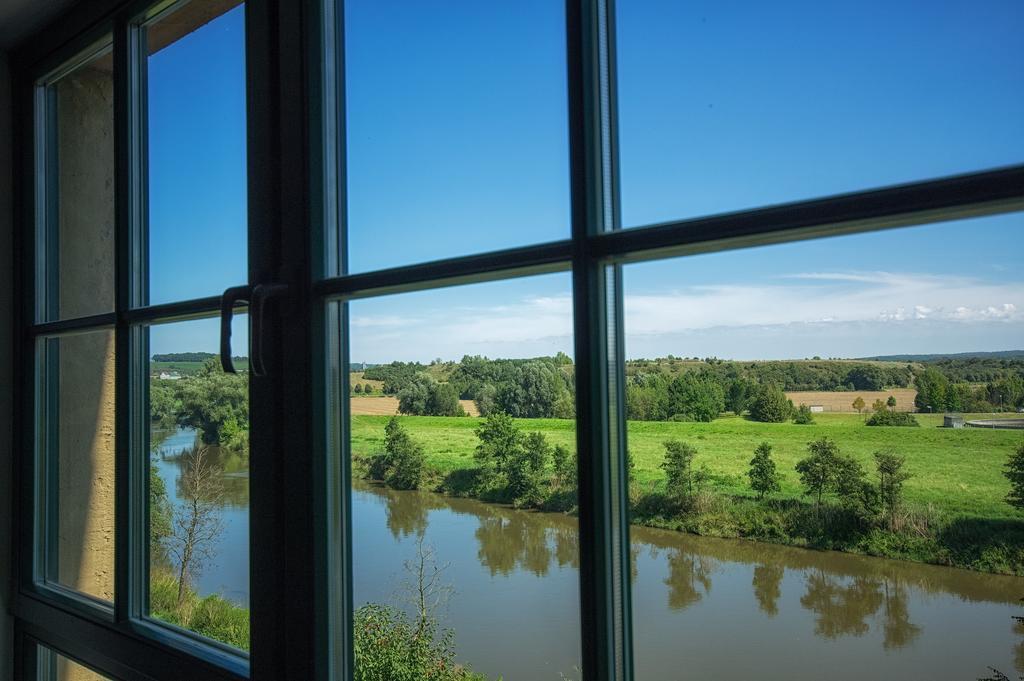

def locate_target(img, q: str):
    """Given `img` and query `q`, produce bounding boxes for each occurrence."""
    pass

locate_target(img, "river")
[153,427,1024,679]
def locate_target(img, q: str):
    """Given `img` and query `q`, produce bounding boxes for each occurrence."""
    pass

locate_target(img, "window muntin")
[344,274,582,680]
[35,40,115,322]
[140,1,247,306]
[616,0,1024,229]
[623,214,1024,678]
[344,0,571,273]
[36,328,117,605]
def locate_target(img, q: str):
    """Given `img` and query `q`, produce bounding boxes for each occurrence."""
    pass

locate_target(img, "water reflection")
[752,563,783,617]
[358,482,1024,680]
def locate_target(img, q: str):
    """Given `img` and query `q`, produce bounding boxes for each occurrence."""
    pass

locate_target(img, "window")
[11,0,1024,680]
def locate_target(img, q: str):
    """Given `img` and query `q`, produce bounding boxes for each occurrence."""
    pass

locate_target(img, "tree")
[552,444,576,488]
[886,395,897,411]
[150,379,181,425]
[166,445,225,606]
[505,431,551,506]
[749,384,792,423]
[875,450,911,527]
[175,359,248,445]
[666,373,725,422]
[726,378,756,415]
[795,437,840,507]
[852,396,866,417]
[474,412,521,481]
[1004,443,1024,511]
[353,383,363,394]
[661,440,707,501]
[383,417,426,490]
[914,367,949,412]
[793,403,815,425]
[748,441,781,500]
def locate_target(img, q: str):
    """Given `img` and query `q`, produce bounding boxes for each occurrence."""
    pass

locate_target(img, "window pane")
[343,274,580,679]
[145,315,249,650]
[622,215,1024,679]
[143,2,247,306]
[37,42,115,322]
[36,646,114,681]
[616,0,1024,228]
[38,329,116,603]
[344,1,570,273]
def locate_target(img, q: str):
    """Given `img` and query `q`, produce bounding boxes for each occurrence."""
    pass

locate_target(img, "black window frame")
[9,1,1024,681]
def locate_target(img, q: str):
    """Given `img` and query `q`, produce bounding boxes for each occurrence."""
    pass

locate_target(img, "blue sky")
[148,0,1023,361]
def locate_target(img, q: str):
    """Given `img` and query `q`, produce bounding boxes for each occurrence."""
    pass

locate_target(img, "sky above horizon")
[145,0,1024,362]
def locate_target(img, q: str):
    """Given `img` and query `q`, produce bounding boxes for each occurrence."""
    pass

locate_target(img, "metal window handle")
[219,283,290,376]
[249,283,289,377]
[220,285,252,374]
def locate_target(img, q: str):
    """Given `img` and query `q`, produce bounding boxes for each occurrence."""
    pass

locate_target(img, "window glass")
[344,0,570,272]
[145,315,250,650]
[36,646,114,681]
[143,1,247,305]
[622,214,1024,678]
[616,0,1024,228]
[37,42,115,322]
[345,273,581,679]
[38,329,116,603]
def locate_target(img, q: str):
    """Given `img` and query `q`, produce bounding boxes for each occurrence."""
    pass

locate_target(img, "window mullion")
[568,1,632,680]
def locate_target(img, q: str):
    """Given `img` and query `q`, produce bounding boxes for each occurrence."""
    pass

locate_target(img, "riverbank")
[352,413,1024,576]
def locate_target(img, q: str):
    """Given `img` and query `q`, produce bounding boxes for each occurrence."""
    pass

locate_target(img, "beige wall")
[53,61,116,605]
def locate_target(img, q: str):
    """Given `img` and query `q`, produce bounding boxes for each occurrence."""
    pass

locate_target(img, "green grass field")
[352,413,1024,521]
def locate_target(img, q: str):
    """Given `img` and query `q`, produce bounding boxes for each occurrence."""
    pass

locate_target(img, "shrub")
[354,604,486,681]
[792,403,815,424]
[748,441,781,500]
[865,410,919,427]
[354,383,363,394]
[749,384,792,423]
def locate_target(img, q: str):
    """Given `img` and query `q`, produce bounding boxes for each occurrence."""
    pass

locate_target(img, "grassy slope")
[352,413,1024,521]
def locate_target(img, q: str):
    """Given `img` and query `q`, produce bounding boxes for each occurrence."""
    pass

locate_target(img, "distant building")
[944,414,964,428]
[158,371,181,380]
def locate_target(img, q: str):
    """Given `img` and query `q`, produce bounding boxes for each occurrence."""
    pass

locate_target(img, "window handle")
[220,285,251,374]
[250,283,289,377]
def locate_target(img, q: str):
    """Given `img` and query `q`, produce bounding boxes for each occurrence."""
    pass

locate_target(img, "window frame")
[9,1,1024,681]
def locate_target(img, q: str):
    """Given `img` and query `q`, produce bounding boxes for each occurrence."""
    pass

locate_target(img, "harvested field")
[785,388,917,413]
[349,395,479,417]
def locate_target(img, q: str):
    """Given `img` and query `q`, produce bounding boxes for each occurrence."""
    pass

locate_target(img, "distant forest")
[361,354,1024,419]
[153,352,247,363]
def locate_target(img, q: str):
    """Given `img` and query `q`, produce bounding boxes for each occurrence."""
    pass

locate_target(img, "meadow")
[351,412,1024,522]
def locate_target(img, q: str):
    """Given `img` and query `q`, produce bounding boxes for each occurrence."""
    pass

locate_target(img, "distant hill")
[860,350,1024,362]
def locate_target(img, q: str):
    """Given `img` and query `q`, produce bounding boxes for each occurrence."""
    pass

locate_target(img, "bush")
[749,384,792,423]
[354,604,486,681]
[792,403,815,424]
[865,410,919,427]
[552,444,576,489]
[1005,442,1024,511]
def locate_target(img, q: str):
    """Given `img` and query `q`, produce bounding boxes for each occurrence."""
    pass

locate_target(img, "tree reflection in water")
[753,564,784,617]
[664,551,716,611]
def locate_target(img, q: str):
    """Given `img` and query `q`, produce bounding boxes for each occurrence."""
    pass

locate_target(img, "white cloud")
[349,271,1024,362]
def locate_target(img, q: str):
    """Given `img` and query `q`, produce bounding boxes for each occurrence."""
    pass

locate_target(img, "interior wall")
[1,49,16,681]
